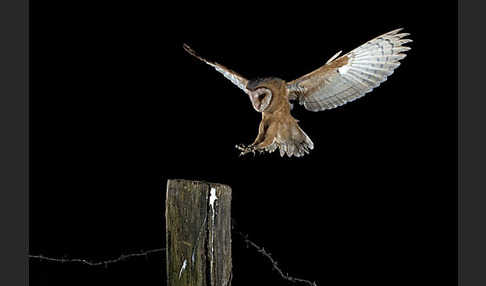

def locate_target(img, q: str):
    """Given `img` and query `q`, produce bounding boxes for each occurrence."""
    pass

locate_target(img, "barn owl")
[184,28,411,157]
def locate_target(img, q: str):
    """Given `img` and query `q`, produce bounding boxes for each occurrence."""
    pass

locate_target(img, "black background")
[29,1,457,285]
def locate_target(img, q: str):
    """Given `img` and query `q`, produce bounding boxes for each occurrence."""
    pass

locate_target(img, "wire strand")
[232,223,318,286]
[30,222,318,285]
[29,248,166,267]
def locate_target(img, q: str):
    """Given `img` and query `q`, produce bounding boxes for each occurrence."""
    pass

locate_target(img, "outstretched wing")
[183,44,250,95]
[287,28,412,112]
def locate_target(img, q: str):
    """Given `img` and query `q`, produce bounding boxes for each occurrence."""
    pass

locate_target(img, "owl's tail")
[265,120,314,158]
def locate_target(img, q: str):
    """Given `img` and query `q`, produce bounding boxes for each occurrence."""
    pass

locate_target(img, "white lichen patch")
[209,187,218,275]
[178,259,187,279]
[209,188,218,247]
[209,187,218,211]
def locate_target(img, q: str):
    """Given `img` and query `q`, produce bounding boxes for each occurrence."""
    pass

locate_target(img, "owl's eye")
[258,94,266,101]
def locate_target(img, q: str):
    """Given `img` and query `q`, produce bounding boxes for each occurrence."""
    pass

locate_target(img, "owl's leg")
[253,133,277,150]
[236,120,274,156]
[235,120,266,155]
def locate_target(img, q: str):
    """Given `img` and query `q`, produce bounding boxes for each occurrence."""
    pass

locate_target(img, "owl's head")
[246,77,284,112]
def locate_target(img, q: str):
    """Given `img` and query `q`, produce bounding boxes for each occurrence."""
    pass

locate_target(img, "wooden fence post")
[166,179,232,286]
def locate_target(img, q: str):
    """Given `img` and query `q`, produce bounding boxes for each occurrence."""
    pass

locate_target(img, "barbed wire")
[28,248,166,267]
[232,225,318,286]
[30,223,317,285]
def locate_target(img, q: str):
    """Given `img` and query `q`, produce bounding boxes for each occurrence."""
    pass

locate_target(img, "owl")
[184,28,412,157]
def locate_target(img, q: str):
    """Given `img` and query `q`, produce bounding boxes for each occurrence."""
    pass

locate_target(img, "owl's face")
[248,88,272,112]
[246,77,284,112]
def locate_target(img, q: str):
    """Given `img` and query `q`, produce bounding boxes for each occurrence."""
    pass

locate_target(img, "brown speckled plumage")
[184,28,411,157]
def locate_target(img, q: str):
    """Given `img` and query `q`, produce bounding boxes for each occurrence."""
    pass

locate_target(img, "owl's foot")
[235,144,260,156]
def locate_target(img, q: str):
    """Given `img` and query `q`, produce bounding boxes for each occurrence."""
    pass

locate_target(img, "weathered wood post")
[166,179,232,286]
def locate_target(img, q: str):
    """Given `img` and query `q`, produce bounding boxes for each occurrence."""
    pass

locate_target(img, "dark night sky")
[30,1,457,285]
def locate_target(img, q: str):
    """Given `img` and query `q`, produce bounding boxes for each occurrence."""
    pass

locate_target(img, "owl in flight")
[184,28,411,157]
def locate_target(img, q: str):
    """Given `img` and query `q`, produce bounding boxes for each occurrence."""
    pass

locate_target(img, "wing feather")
[287,29,412,112]
[183,44,250,94]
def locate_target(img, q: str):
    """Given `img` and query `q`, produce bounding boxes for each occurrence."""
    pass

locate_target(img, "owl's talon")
[236,144,257,156]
